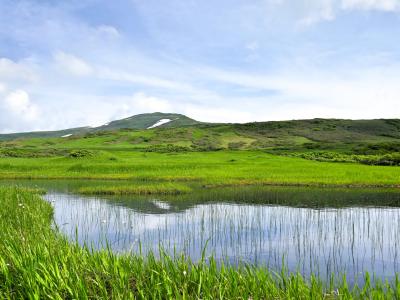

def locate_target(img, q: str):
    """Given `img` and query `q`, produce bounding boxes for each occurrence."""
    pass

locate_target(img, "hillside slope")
[0,113,201,141]
[93,112,200,131]
[0,115,399,158]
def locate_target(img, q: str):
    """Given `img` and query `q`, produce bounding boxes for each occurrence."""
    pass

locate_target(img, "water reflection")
[44,188,400,284]
[2,179,400,283]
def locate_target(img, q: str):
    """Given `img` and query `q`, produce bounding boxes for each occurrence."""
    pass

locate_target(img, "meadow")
[1,117,399,192]
[2,186,400,299]
[1,117,400,298]
[0,150,399,190]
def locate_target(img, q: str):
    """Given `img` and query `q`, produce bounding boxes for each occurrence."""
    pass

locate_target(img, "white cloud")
[76,92,174,128]
[132,92,173,112]
[196,65,400,120]
[341,0,400,11]
[54,51,93,76]
[1,0,400,133]
[183,105,253,123]
[97,25,120,38]
[3,90,39,121]
[297,0,336,26]
[0,58,37,82]
[98,68,195,91]
[0,89,41,132]
[288,0,400,26]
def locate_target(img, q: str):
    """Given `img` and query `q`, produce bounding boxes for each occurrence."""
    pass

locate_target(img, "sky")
[0,0,400,133]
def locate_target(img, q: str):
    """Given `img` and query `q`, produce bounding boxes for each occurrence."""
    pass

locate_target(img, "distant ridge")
[0,112,201,141]
[0,113,399,144]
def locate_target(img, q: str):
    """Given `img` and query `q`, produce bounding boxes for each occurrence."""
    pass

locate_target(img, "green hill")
[0,112,201,141]
[93,112,200,131]
[0,114,399,162]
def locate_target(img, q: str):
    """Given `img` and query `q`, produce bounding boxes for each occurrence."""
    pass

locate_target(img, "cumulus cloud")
[54,52,93,76]
[0,90,40,133]
[1,0,399,132]
[3,90,39,121]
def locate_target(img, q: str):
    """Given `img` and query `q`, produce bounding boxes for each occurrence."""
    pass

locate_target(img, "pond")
[4,180,400,285]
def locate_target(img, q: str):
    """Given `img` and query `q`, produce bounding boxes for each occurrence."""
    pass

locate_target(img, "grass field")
[1,115,400,298]
[0,150,399,189]
[1,116,399,192]
[78,182,192,195]
[2,187,400,299]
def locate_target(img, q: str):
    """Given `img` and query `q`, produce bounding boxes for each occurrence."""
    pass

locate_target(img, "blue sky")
[0,0,399,133]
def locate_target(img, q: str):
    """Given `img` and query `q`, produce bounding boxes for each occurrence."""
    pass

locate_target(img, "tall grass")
[0,151,399,187]
[1,187,400,298]
[78,183,192,195]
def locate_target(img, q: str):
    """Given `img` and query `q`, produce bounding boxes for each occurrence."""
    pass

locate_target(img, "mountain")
[0,113,201,141]
[93,112,200,131]
[0,114,399,155]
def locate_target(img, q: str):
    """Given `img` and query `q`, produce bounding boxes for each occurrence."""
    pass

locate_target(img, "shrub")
[68,149,94,158]
[144,144,191,153]
[228,142,246,150]
[289,151,400,166]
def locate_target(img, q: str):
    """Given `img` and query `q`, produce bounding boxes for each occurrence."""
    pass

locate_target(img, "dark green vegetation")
[2,187,400,299]
[1,114,399,166]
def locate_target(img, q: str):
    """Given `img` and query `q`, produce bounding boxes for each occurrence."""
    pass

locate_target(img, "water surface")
[4,180,400,284]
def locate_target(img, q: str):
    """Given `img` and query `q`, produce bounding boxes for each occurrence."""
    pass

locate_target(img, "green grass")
[0,150,399,187]
[78,183,192,195]
[1,117,399,188]
[2,187,400,299]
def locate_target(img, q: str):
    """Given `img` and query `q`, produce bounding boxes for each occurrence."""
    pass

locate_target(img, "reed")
[1,187,400,298]
[78,183,192,195]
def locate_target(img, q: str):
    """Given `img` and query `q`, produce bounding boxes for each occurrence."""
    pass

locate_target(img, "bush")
[358,153,400,166]
[144,144,191,153]
[0,148,64,158]
[289,151,400,166]
[228,142,246,150]
[353,142,400,155]
[68,150,94,158]
[192,138,222,151]
[303,143,321,150]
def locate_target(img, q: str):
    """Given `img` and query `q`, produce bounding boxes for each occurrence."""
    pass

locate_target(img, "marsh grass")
[1,187,400,298]
[78,183,192,195]
[17,186,47,195]
[0,151,400,187]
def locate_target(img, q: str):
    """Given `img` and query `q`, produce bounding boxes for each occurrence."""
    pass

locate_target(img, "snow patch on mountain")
[147,119,172,129]
[61,134,72,138]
